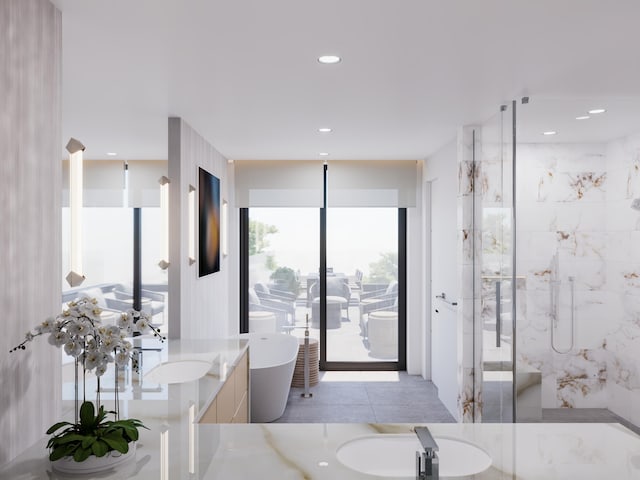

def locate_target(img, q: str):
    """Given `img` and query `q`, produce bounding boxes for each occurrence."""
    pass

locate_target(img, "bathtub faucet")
[415,426,439,480]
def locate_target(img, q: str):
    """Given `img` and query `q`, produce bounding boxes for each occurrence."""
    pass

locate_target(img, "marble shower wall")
[457,126,482,422]
[514,137,640,425]
[516,143,609,410]
[604,133,640,426]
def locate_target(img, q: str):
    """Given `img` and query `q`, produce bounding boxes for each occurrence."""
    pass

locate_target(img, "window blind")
[327,160,417,207]
[234,160,324,207]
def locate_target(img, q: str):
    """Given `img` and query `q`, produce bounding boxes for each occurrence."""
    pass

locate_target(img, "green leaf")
[56,433,87,444]
[102,433,129,454]
[91,439,109,457]
[124,427,139,442]
[73,446,92,462]
[49,444,75,462]
[81,436,96,449]
[79,401,95,428]
[46,421,73,434]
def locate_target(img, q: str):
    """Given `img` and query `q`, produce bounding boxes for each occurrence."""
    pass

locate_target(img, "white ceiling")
[51,0,640,161]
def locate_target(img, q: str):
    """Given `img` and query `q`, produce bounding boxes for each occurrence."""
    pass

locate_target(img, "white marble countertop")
[3,337,640,479]
[4,421,640,479]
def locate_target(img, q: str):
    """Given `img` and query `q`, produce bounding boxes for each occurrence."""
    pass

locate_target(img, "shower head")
[632,198,640,211]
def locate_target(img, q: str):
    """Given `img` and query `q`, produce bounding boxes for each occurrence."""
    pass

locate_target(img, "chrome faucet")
[415,426,439,480]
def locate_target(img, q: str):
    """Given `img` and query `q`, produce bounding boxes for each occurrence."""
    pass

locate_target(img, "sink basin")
[145,360,211,384]
[336,434,492,478]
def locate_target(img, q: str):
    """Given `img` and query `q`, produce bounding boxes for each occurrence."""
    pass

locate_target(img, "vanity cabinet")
[200,350,249,423]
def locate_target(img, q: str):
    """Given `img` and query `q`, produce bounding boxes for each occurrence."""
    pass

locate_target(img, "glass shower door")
[478,102,516,422]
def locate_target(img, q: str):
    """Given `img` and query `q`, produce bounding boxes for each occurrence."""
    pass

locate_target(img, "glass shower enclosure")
[476,101,518,423]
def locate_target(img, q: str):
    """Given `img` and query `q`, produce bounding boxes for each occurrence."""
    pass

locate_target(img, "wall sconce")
[188,184,196,265]
[221,200,228,257]
[158,176,170,269]
[188,403,196,474]
[160,426,169,480]
[66,137,86,287]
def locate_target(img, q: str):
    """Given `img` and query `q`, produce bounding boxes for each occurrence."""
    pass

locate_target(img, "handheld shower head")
[632,198,640,211]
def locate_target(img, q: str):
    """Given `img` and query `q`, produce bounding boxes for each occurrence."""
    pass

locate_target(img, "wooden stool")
[291,337,319,388]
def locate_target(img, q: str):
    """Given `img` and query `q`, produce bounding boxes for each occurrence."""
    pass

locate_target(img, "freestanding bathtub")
[239,333,299,422]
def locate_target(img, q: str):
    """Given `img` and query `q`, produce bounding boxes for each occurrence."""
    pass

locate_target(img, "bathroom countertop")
[3,338,640,479]
[3,421,640,479]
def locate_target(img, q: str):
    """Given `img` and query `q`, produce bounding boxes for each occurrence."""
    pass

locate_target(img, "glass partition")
[478,103,516,422]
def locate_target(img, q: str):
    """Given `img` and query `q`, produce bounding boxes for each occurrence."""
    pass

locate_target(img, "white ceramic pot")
[51,441,136,474]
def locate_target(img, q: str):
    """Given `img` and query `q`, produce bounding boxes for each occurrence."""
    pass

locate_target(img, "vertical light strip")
[188,184,196,265]
[66,137,85,287]
[160,427,169,480]
[188,403,196,474]
[158,176,170,269]
[221,200,228,257]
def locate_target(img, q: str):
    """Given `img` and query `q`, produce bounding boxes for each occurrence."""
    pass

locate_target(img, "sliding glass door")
[246,208,319,335]
[241,207,406,370]
[324,208,404,367]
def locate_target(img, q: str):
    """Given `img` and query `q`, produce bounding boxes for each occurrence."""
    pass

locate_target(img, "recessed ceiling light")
[318,127,332,133]
[588,108,606,114]
[106,152,117,156]
[318,55,341,64]
[542,131,557,136]
[319,152,329,156]
[575,115,590,120]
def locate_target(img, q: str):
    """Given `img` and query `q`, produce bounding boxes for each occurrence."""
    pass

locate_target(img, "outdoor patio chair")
[358,280,398,335]
[254,282,297,303]
[309,277,352,320]
[248,288,293,332]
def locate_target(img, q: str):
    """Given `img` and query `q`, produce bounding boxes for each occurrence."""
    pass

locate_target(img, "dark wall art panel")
[198,167,220,277]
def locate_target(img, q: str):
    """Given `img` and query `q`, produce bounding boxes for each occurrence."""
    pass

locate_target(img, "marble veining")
[4,422,640,479]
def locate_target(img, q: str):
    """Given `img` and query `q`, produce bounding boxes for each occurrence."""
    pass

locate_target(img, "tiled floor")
[275,371,640,436]
[275,371,456,423]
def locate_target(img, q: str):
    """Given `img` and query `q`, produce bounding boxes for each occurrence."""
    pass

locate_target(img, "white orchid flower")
[63,339,82,357]
[12,297,165,382]
[67,319,91,337]
[83,351,101,370]
[134,317,151,333]
[117,313,133,331]
[37,317,57,334]
[106,325,120,337]
[100,336,117,353]
[48,331,69,347]
[121,340,133,353]
[114,351,130,366]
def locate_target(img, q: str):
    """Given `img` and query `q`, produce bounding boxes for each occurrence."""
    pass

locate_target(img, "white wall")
[0,0,62,465]
[168,118,234,339]
[424,139,459,419]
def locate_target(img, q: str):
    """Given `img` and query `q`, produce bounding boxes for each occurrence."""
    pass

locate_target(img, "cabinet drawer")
[234,351,248,402]
[232,391,248,424]
[199,397,217,423]
[216,373,235,423]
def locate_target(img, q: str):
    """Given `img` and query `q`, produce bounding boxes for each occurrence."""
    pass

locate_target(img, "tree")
[249,220,278,255]
[367,251,397,284]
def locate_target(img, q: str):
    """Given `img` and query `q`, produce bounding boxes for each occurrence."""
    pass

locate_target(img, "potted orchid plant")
[10,296,165,472]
